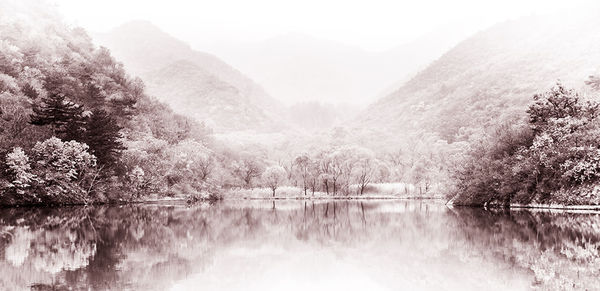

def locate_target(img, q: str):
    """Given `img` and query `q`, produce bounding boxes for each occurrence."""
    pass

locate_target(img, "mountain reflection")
[0,201,599,290]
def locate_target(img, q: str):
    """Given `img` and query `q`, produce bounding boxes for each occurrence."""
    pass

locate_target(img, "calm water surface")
[0,200,599,290]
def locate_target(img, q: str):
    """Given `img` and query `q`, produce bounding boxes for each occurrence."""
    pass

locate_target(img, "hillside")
[356,9,600,144]
[0,0,231,204]
[142,60,276,131]
[95,21,284,132]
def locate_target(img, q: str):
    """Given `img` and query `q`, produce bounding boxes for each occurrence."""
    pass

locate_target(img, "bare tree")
[354,149,379,195]
[233,158,263,188]
[293,154,311,196]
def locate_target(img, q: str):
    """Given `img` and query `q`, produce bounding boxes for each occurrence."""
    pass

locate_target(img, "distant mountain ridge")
[94,20,284,132]
[208,27,467,105]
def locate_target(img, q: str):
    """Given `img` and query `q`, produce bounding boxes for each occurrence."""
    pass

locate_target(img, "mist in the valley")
[54,0,597,132]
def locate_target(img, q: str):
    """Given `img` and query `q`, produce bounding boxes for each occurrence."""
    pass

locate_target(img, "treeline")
[452,82,600,206]
[260,146,388,197]
[254,143,451,197]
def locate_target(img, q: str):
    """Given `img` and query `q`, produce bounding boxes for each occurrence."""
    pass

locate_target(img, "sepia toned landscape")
[1,0,600,290]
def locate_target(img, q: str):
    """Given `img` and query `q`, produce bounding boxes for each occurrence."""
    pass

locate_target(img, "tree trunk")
[272,188,276,197]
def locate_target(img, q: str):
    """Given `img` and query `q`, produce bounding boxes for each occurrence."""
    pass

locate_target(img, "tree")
[233,157,263,188]
[83,109,124,169]
[262,166,286,197]
[307,159,321,195]
[30,93,85,141]
[586,75,600,92]
[409,158,431,195]
[353,149,379,195]
[318,150,333,195]
[527,83,598,132]
[293,154,311,196]
[2,138,98,204]
[5,148,36,196]
[164,140,215,193]
[329,146,358,195]
[30,137,97,201]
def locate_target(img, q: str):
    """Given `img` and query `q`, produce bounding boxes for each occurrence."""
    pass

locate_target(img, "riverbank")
[232,196,443,201]
[447,200,600,211]
[225,183,443,200]
[0,193,220,208]
[508,203,600,211]
[448,184,600,210]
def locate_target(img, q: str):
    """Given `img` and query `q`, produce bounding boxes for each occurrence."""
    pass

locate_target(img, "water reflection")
[0,200,598,290]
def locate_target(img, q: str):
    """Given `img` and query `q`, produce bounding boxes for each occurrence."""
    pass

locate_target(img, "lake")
[0,199,599,290]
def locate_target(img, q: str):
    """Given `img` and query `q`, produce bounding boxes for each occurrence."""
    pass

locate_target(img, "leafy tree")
[5,148,36,196]
[30,93,85,141]
[30,137,97,202]
[83,109,124,169]
[527,84,598,131]
[262,166,286,197]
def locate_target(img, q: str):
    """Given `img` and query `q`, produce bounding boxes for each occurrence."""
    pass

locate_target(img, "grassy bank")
[225,183,445,200]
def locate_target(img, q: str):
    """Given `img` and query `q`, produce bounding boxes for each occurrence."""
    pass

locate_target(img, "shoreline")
[229,196,443,201]
[508,203,600,211]
[0,196,444,208]
[447,201,600,211]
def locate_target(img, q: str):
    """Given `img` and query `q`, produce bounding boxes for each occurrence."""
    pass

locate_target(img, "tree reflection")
[0,201,598,290]
[449,208,600,290]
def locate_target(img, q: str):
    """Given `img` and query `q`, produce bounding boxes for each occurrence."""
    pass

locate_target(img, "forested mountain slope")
[95,21,284,132]
[357,10,600,143]
[0,0,227,204]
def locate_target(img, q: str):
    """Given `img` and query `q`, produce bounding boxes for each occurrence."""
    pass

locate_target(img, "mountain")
[94,21,284,132]
[142,60,275,131]
[356,8,600,144]
[208,28,467,106]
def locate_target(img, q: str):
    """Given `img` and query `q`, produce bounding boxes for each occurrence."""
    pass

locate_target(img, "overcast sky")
[51,0,592,52]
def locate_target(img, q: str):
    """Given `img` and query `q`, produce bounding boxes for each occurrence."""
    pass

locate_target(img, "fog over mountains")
[94,19,480,134]
[208,27,468,106]
[92,5,600,144]
[95,21,285,133]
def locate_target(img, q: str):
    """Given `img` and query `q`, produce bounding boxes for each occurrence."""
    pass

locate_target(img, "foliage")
[4,148,36,195]
[2,137,97,204]
[261,165,286,197]
[30,93,86,140]
[0,0,216,204]
[452,83,600,206]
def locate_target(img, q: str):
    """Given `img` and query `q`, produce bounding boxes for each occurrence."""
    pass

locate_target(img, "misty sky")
[52,0,592,52]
